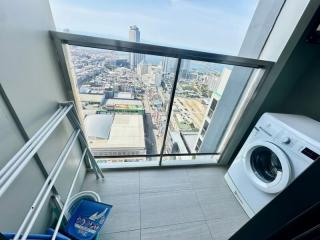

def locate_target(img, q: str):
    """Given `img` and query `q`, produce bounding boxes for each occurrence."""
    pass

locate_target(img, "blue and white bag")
[64,199,112,240]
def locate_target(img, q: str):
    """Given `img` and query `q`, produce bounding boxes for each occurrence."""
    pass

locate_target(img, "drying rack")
[0,84,103,240]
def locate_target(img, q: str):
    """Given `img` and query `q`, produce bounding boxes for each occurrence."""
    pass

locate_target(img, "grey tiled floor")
[81,166,249,240]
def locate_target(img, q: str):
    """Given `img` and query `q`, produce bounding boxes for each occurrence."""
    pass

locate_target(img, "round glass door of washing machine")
[243,140,292,194]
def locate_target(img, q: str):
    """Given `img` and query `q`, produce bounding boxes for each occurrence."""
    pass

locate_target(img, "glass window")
[64,45,178,166]
[161,59,255,163]
[163,60,232,155]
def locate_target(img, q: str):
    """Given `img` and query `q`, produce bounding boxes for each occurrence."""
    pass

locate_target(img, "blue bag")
[64,199,112,240]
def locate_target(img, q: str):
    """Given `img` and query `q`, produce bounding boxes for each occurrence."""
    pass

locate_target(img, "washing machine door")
[243,140,292,194]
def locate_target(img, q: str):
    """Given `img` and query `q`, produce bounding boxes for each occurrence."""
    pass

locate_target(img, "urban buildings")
[68,36,234,164]
[128,25,144,69]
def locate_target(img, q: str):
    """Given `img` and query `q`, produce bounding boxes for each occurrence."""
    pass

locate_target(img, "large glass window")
[162,60,253,163]
[53,28,271,168]
[65,45,177,166]
[64,44,259,167]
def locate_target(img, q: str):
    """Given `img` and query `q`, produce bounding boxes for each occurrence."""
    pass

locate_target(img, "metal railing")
[50,31,274,165]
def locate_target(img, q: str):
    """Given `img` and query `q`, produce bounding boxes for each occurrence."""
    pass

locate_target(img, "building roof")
[105,98,144,111]
[86,114,145,150]
[107,114,145,148]
[80,93,104,103]
[181,132,198,151]
[114,92,134,99]
[106,98,143,106]
[79,85,91,94]
[169,131,188,153]
[84,114,113,139]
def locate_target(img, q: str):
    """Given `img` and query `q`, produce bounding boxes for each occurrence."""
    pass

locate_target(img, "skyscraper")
[129,25,140,42]
[129,25,144,69]
[161,57,169,74]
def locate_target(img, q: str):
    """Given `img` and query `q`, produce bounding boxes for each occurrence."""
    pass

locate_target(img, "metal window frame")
[50,31,274,166]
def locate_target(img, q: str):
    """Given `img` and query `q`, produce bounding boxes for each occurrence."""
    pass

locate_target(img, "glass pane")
[50,0,259,55]
[250,146,282,183]
[163,59,253,161]
[64,45,177,166]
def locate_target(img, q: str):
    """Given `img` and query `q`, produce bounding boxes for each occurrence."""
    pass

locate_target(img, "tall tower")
[129,25,144,69]
[129,25,140,41]
[161,57,169,74]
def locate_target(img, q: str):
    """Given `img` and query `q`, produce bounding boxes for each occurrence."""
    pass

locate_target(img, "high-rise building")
[161,57,169,74]
[137,60,148,77]
[194,67,232,152]
[206,73,221,92]
[129,25,144,69]
[129,25,140,42]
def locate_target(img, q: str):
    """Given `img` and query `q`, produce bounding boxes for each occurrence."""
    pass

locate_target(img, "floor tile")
[196,187,248,221]
[140,190,204,228]
[82,166,248,239]
[100,230,140,240]
[140,168,192,193]
[187,167,227,189]
[82,170,139,196]
[100,194,140,234]
[141,221,213,240]
[207,215,248,240]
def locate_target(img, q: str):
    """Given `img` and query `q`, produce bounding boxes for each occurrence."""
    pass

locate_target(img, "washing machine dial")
[280,136,291,144]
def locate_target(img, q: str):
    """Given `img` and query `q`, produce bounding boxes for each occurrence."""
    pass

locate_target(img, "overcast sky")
[49,0,259,55]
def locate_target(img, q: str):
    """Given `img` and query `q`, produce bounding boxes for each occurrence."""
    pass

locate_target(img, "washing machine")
[225,113,320,218]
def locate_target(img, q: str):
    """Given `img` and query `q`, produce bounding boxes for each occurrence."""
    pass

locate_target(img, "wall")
[0,0,86,232]
[256,0,320,118]
[259,42,320,120]
[281,56,320,120]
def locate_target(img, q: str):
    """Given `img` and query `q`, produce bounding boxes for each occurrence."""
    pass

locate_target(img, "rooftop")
[104,99,144,113]
[114,92,135,99]
[181,132,199,150]
[106,98,143,106]
[88,114,145,150]
[80,93,104,103]
[84,114,113,139]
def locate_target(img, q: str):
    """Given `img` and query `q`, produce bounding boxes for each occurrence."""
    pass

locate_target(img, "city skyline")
[61,3,251,163]
[49,0,259,55]
[68,42,232,163]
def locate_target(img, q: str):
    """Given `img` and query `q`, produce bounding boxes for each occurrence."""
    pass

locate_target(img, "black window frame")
[50,31,273,166]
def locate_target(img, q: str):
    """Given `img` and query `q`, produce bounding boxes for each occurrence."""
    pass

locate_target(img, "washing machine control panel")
[275,130,319,164]
[256,118,318,164]
[301,147,320,161]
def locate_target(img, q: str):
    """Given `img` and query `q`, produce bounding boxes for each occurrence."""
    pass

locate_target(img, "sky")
[49,0,259,55]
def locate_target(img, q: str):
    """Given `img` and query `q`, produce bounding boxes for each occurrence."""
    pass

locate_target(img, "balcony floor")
[81,166,248,240]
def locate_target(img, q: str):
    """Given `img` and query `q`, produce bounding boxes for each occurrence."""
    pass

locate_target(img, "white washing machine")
[225,113,320,218]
